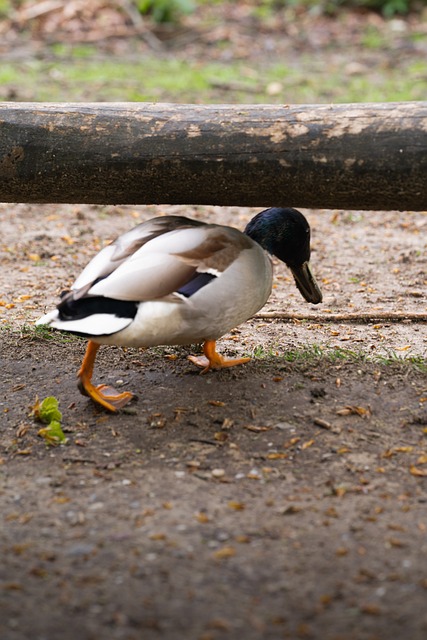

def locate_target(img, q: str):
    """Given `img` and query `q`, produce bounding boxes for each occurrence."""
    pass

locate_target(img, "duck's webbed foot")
[78,379,135,412]
[188,339,250,375]
[77,341,135,412]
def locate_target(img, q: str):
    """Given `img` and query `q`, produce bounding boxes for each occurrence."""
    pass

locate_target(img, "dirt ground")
[0,203,426,640]
[1,2,427,639]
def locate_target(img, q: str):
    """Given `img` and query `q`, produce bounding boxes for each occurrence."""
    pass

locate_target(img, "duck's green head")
[245,207,322,304]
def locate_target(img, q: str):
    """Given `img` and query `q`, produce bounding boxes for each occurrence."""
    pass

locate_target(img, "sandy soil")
[0,203,426,640]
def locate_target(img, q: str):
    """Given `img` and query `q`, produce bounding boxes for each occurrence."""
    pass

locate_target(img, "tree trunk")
[0,102,426,210]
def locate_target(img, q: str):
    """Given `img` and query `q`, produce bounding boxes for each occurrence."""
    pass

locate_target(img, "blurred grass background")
[0,0,425,103]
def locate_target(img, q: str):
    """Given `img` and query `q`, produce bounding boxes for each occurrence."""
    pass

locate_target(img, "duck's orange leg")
[188,339,250,375]
[77,340,135,412]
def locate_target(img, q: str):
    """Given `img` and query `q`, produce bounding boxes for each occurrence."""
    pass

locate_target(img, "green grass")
[251,345,281,358]
[1,50,425,103]
[375,351,427,373]
[3,324,426,372]
[250,343,427,372]
[19,324,85,344]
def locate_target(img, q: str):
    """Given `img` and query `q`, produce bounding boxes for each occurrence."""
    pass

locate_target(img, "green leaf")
[39,396,62,424]
[30,396,62,424]
[38,420,67,446]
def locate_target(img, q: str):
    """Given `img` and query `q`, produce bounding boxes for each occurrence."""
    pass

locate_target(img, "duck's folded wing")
[82,225,252,302]
[73,215,204,292]
[87,251,198,301]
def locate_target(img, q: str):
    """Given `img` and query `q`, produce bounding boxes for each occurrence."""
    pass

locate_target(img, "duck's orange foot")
[77,340,136,412]
[188,340,250,375]
[78,379,135,412]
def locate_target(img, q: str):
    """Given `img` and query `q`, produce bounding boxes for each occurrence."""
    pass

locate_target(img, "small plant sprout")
[29,396,67,446]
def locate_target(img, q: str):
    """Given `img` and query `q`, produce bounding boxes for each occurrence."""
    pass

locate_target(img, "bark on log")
[0,101,426,210]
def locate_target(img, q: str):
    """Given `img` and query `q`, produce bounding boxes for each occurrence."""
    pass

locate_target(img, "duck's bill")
[290,261,323,304]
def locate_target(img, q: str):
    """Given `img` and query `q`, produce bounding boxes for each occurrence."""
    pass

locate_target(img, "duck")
[36,207,322,412]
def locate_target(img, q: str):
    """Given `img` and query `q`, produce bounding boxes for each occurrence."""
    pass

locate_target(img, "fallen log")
[0,101,426,210]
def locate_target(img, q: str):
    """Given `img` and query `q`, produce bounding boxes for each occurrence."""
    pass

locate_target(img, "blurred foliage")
[0,0,421,23]
[0,0,11,18]
[138,0,422,21]
[136,0,196,23]
[361,0,419,15]
[238,0,422,18]
[281,0,420,17]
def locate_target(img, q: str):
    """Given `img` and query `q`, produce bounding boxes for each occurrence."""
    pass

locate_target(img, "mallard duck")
[37,207,322,412]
